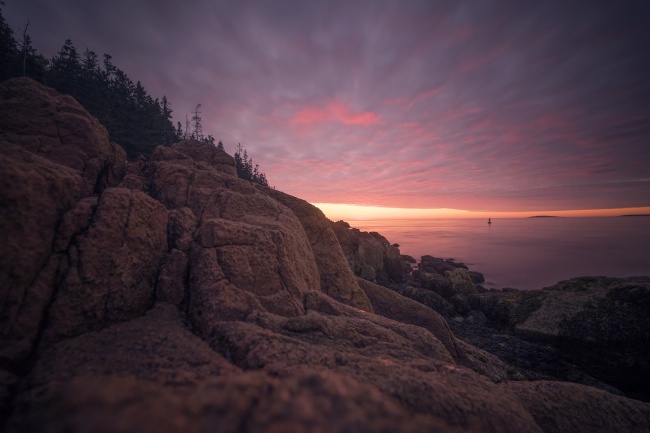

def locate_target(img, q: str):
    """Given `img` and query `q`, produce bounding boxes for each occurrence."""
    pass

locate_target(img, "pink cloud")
[289,101,380,127]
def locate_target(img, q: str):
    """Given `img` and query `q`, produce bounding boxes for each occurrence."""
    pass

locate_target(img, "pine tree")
[48,39,80,96]
[202,134,215,145]
[161,96,173,145]
[0,9,178,159]
[14,17,46,82]
[233,143,269,187]
[78,49,101,114]
[0,1,18,80]
[192,104,202,140]
[19,20,29,77]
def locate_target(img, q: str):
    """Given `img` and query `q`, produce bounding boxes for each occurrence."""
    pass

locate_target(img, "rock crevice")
[1,78,649,433]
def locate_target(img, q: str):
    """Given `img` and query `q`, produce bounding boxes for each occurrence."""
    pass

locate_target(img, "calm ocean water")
[352,217,650,290]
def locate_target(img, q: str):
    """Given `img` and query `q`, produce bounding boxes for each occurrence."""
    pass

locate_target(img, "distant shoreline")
[619,214,650,217]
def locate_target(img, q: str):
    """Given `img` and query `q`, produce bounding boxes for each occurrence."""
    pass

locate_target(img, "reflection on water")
[353,217,650,290]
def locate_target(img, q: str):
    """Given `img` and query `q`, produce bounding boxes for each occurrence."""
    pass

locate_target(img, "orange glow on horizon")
[312,203,650,221]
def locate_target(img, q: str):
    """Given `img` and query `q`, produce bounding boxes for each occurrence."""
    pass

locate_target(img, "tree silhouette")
[19,19,29,76]
[48,39,80,96]
[0,6,274,177]
[0,1,18,81]
[234,143,269,187]
[192,103,203,140]
[161,96,174,145]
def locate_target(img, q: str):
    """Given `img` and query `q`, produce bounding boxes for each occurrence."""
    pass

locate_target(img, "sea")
[352,216,650,291]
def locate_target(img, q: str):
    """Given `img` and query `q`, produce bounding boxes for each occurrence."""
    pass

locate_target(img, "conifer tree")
[234,143,269,187]
[0,8,178,159]
[0,1,18,80]
[161,96,174,145]
[192,104,203,140]
[48,39,80,96]
[19,20,29,77]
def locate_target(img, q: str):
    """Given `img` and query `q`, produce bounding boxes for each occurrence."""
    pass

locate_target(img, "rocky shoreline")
[2,78,650,432]
[330,222,650,402]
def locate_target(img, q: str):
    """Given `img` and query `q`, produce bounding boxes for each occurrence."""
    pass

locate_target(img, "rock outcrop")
[383,250,650,400]
[2,78,650,432]
[469,276,650,401]
[330,220,404,284]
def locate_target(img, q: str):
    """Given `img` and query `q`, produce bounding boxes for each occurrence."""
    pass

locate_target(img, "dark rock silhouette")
[1,78,650,432]
[469,276,650,401]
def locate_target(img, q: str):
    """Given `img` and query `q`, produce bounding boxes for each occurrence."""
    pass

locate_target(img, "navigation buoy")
[488,218,492,224]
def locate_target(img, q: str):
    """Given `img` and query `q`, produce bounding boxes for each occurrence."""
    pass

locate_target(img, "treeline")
[1,5,176,158]
[0,3,269,185]
[234,144,269,187]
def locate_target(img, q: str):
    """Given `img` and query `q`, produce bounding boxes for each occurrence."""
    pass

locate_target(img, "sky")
[4,0,650,219]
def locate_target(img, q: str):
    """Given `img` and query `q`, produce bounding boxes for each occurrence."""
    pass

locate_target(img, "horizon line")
[311,203,650,221]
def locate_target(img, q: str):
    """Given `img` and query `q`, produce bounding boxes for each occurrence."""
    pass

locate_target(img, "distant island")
[527,215,560,218]
[620,214,650,217]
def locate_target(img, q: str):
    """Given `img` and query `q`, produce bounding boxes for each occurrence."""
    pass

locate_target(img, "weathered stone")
[267,190,373,311]
[42,188,169,345]
[167,207,198,252]
[398,285,457,317]
[506,381,650,433]
[0,145,83,365]
[0,77,125,196]
[418,271,454,294]
[157,249,189,305]
[172,139,237,176]
[359,264,376,281]
[331,221,404,284]
[356,278,460,360]
[6,304,240,433]
[447,268,478,295]
[3,78,649,433]
[469,270,486,284]
[420,255,455,274]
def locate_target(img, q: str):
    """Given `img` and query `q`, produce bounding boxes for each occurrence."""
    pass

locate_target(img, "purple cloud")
[5,0,650,212]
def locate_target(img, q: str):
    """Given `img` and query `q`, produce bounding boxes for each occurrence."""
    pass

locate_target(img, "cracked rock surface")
[1,78,650,433]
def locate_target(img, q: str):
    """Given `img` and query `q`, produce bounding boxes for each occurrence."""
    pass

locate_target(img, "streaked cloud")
[5,0,650,213]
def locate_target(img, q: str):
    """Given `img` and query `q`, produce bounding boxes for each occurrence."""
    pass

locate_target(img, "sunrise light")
[313,203,650,221]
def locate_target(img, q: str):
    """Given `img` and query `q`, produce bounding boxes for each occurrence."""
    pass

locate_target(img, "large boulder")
[0,77,125,196]
[357,278,511,383]
[265,191,373,311]
[356,278,459,360]
[330,220,405,284]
